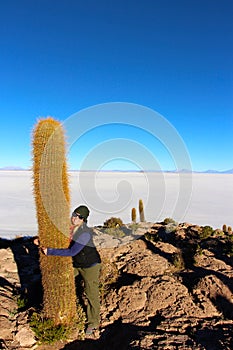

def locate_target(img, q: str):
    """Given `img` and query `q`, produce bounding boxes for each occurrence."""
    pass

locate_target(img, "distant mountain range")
[202,169,233,174]
[0,166,233,174]
[172,168,233,174]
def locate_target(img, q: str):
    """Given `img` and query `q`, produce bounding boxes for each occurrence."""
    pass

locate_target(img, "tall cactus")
[139,199,145,222]
[32,117,77,325]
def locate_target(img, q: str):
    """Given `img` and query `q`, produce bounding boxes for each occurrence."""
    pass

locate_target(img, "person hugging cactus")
[40,205,101,337]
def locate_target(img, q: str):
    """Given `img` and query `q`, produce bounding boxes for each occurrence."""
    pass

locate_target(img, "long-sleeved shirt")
[47,232,91,257]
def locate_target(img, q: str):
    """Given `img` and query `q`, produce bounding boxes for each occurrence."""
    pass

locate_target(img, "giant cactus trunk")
[32,117,77,325]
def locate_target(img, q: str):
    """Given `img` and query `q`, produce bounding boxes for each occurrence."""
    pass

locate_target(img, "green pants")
[74,263,101,328]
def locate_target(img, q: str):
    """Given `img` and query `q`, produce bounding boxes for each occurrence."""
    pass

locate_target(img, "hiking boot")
[85,326,99,338]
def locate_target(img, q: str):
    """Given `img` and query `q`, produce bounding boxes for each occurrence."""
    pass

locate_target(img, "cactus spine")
[32,117,77,325]
[139,199,145,222]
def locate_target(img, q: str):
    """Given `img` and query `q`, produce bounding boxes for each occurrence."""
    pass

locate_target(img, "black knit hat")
[74,205,90,220]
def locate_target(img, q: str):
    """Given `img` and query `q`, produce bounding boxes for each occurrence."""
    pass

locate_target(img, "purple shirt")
[47,232,91,257]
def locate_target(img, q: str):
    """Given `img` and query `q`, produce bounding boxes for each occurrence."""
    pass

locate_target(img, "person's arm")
[42,232,90,256]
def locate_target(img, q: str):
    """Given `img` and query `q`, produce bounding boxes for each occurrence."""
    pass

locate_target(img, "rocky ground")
[0,221,233,349]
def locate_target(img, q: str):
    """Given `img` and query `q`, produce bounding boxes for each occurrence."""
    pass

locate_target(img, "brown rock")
[1,222,233,349]
[0,317,14,340]
[15,327,37,348]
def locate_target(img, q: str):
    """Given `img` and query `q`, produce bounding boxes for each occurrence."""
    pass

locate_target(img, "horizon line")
[0,167,232,174]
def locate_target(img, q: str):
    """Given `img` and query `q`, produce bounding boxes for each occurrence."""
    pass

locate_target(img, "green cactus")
[32,117,77,326]
[131,207,137,223]
[139,199,145,222]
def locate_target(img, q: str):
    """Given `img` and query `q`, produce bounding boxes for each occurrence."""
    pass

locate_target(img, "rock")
[194,274,233,319]
[15,327,37,348]
[94,231,121,248]
[1,222,233,349]
[195,249,233,275]
[0,248,18,273]
[0,238,40,349]
[0,317,14,340]
[113,239,169,276]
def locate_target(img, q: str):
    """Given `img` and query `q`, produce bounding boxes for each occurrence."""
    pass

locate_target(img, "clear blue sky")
[0,0,232,171]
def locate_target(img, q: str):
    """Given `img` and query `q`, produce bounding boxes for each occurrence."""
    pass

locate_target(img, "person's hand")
[33,238,48,255]
[41,247,48,255]
[33,237,40,246]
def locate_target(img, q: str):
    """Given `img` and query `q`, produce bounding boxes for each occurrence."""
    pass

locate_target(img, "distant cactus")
[139,199,145,222]
[32,117,77,326]
[222,224,227,233]
[131,208,137,223]
[228,226,232,234]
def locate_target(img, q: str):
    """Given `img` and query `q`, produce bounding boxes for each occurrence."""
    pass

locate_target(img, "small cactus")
[139,199,145,222]
[131,208,137,223]
[222,224,227,233]
[228,226,232,234]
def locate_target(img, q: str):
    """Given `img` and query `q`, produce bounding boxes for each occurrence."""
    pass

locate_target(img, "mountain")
[221,168,233,174]
[204,169,221,174]
[173,169,233,174]
[203,169,233,174]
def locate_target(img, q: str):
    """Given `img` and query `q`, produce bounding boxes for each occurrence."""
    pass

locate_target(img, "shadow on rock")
[0,236,43,308]
[195,322,233,350]
[62,318,155,350]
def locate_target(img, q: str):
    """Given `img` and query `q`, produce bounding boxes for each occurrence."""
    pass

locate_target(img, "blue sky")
[0,0,232,171]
